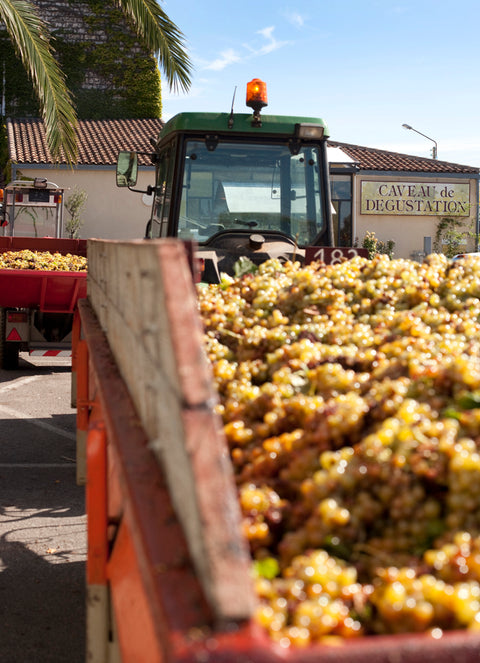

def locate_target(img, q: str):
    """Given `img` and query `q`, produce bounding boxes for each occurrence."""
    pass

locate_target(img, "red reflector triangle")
[6,328,21,341]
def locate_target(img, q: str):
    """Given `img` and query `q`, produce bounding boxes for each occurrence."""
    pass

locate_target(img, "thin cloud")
[204,48,242,71]
[255,26,290,55]
[201,26,290,72]
[284,11,305,28]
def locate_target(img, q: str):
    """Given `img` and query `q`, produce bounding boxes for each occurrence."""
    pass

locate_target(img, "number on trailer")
[304,247,369,265]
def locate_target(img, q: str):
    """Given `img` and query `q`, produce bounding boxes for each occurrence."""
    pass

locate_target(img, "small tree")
[434,217,474,258]
[361,231,395,259]
[64,187,87,239]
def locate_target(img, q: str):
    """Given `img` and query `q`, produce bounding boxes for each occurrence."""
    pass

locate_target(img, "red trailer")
[73,238,480,662]
[0,236,87,369]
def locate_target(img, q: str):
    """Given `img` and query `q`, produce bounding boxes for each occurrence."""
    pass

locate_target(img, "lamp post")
[402,123,438,159]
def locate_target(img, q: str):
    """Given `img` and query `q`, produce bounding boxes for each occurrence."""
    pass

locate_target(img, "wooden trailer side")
[85,238,256,623]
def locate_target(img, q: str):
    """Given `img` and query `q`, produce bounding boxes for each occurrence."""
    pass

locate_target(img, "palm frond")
[0,0,77,163]
[117,0,192,93]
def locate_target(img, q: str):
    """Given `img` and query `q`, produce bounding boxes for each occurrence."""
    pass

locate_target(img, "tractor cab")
[117,79,335,282]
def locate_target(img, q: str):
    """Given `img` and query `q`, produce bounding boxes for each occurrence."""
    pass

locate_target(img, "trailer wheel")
[0,308,19,370]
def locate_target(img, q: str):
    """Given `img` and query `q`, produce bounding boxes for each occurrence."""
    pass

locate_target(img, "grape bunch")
[0,249,87,271]
[197,253,480,645]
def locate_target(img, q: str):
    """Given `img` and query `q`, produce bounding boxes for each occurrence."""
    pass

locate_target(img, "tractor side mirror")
[116,151,138,188]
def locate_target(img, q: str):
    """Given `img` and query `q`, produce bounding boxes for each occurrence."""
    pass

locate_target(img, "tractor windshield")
[177,140,327,245]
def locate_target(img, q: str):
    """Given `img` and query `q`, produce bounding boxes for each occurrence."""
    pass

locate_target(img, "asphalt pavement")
[0,354,86,663]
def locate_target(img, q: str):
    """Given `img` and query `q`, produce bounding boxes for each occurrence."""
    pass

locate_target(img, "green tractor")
[117,79,361,282]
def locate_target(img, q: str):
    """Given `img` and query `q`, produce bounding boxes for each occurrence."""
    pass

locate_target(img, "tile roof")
[7,117,164,166]
[328,140,479,174]
[6,118,480,175]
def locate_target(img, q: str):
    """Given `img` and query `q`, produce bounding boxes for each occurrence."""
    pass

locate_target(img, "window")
[330,175,353,246]
[149,143,175,238]
[177,140,327,245]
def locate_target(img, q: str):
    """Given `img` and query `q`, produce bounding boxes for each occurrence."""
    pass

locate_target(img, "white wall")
[14,165,155,240]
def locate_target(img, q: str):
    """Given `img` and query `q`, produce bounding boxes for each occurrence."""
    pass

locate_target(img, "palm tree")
[0,0,191,164]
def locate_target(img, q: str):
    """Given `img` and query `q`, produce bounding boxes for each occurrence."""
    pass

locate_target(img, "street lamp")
[402,123,438,159]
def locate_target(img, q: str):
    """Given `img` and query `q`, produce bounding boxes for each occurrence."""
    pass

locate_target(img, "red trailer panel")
[0,236,87,312]
[0,269,86,312]
[0,236,87,256]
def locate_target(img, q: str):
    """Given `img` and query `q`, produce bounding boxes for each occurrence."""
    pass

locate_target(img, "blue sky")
[161,0,480,167]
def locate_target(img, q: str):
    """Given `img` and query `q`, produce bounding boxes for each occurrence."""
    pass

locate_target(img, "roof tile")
[328,140,479,174]
[7,117,164,166]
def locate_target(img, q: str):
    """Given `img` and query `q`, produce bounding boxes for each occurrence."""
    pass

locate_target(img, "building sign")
[361,181,470,216]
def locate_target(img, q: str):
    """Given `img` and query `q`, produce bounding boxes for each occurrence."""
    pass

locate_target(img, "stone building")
[0,0,161,119]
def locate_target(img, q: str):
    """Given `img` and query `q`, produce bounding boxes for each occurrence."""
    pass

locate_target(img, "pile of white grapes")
[0,249,87,271]
[197,253,480,646]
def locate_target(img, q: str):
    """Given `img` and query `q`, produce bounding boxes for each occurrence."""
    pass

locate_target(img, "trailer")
[0,236,87,369]
[74,237,480,662]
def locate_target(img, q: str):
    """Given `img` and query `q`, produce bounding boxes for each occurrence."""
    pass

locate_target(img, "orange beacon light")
[246,78,267,126]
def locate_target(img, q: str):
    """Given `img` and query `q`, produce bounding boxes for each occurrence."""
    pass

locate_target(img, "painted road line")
[0,376,41,392]
[0,403,76,441]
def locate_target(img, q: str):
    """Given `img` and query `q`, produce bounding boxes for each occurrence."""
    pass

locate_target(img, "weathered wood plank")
[86,238,255,621]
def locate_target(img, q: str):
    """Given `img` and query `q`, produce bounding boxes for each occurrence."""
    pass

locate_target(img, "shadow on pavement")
[0,414,78,467]
[0,389,84,533]
[0,355,72,385]
[0,536,85,663]
[0,468,84,520]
